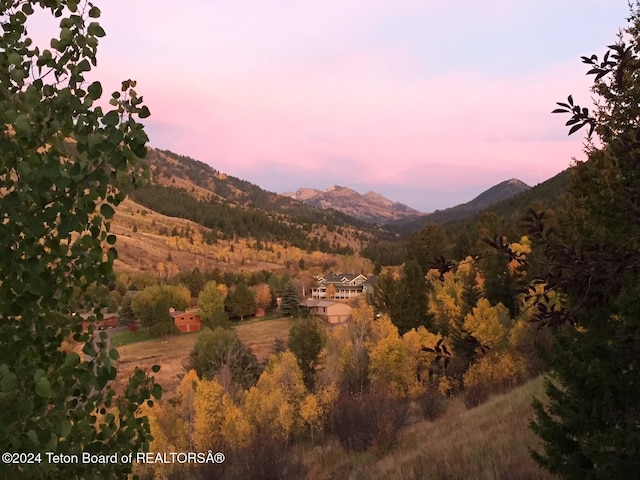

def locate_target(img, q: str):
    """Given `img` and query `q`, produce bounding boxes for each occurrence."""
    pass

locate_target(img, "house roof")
[170,308,200,319]
[316,273,370,286]
[300,299,347,308]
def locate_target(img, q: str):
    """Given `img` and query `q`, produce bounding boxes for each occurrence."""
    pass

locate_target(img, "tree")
[280,281,300,317]
[0,2,159,477]
[395,259,432,334]
[131,284,189,328]
[369,270,401,320]
[406,223,449,275]
[119,291,136,325]
[225,281,256,321]
[243,350,307,440]
[185,327,261,391]
[253,283,272,312]
[288,318,326,389]
[529,6,640,478]
[198,281,229,329]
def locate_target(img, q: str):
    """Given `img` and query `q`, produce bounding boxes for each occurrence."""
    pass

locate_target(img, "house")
[79,310,119,330]
[311,273,378,299]
[170,309,202,333]
[300,299,352,324]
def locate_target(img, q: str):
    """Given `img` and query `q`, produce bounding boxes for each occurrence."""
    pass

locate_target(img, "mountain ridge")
[282,185,425,224]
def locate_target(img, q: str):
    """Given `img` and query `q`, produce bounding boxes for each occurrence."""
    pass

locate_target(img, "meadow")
[114,317,301,397]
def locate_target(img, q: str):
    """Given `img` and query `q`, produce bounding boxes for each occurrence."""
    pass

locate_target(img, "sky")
[36,1,632,211]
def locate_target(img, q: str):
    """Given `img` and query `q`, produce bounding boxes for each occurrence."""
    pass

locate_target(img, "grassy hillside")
[129,148,386,254]
[306,376,554,480]
[111,197,372,277]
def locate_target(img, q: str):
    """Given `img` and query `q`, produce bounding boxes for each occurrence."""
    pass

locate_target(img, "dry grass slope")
[307,376,555,480]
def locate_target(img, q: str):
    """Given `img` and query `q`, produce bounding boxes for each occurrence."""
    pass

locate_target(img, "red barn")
[170,309,202,333]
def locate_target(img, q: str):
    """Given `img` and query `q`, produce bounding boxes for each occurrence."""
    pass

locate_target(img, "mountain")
[444,169,570,237]
[127,149,393,253]
[282,185,424,224]
[387,178,531,234]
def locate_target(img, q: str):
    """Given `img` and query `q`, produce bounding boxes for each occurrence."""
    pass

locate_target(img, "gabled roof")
[170,308,200,319]
[317,273,369,285]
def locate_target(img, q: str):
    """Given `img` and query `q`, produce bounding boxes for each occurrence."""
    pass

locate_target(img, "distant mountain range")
[110,146,571,272]
[282,185,424,224]
[283,179,531,227]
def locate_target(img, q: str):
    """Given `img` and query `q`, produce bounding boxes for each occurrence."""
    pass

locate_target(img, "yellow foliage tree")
[402,326,447,398]
[136,402,191,480]
[462,298,509,347]
[192,379,228,452]
[462,351,526,407]
[427,270,463,336]
[243,350,307,440]
[253,283,272,310]
[300,393,322,443]
[366,315,415,398]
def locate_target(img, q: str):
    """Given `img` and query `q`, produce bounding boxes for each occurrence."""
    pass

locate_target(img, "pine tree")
[280,281,300,317]
[529,6,640,478]
[288,319,326,389]
[395,259,432,334]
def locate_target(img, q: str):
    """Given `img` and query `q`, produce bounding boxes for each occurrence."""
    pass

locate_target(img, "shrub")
[331,390,408,452]
[419,386,448,421]
[149,321,180,338]
[214,431,305,480]
[463,352,526,408]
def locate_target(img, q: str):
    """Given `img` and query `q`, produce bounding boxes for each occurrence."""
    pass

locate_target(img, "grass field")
[114,316,302,397]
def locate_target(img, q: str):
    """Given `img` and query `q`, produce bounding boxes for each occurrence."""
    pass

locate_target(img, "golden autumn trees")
[197,280,229,328]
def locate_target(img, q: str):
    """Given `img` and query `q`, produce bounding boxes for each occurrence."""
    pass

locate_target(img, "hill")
[443,169,570,241]
[112,149,389,275]
[306,376,552,480]
[283,185,425,224]
[129,149,392,252]
[388,178,531,235]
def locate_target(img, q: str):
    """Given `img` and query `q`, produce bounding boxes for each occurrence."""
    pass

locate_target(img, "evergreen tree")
[119,292,136,324]
[405,223,449,275]
[280,281,301,317]
[369,271,401,320]
[288,319,326,390]
[395,259,432,334]
[529,7,640,478]
[185,327,261,390]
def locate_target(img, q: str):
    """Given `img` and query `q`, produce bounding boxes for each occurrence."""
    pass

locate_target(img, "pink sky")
[33,1,631,211]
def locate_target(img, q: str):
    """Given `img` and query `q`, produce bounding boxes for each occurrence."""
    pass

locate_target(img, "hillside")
[307,377,552,480]
[443,169,570,241]
[111,149,390,275]
[388,178,531,235]
[283,185,425,224]
[127,149,390,255]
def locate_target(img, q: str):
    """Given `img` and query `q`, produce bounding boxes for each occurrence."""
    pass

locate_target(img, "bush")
[419,386,448,421]
[331,391,408,452]
[463,352,526,408]
[214,432,305,480]
[149,321,180,338]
